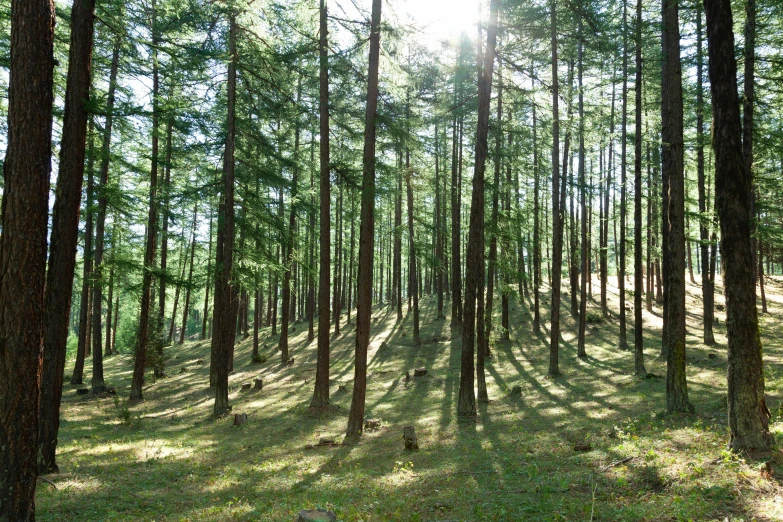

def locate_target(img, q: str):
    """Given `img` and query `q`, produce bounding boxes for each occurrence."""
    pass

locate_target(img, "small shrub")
[586,312,604,324]
[114,397,133,426]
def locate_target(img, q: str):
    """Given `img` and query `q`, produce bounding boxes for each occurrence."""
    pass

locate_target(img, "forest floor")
[37,276,783,521]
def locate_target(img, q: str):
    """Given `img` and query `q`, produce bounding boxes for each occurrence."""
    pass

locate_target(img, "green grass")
[37,276,783,521]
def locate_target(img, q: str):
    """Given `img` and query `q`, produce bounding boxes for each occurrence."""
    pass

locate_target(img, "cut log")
[241,383,251,391]
[295,508,337,522]
[233,413,248,426]
[414,368,427,377]
[403,425,418,450]
[254,378,263,390]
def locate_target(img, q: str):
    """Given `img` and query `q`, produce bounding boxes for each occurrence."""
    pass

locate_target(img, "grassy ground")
[37,276,783,521]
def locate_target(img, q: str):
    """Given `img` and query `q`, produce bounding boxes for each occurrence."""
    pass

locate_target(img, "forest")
[1,0,783,519]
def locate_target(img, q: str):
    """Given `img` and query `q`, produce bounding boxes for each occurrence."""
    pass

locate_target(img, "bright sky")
[394,0,482,43]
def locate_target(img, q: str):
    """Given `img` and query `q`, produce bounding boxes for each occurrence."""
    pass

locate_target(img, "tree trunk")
[548,0,563,377]
[601,70,616,318]
[661,0,692,413]
[459,0,499,416]
[332,183,342,335]
[450,45,464,327]
[619,0,629,351]
[279,77,302,362]
[485,57,503,361]
[703,0,771,451]
[695,4,715,344]
[72,123,95,386]
[180,203,199,344]
[202,206,213,340]
[0,0,55,514]
[633,0,646,376]
[577,12,588,359]
[311,0,331,409]
[405,170,420,346]
[130,0,160,401]
[346,0,382,437]
[167,232,187,344]
[90,33,121,393]
[105,263,115,356]
[532,71,542,334]
[213,10,237,417]
[38,0,93,475]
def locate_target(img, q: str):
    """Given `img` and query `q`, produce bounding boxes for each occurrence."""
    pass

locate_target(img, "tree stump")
[364,418,381,431]
[414,368,427,377]
[405,371,411,382]
[241,383,251,391]
[295,509,337,522]
[254,378,263,390]
[403,425,418,450]
[510,385,522,395]
[233,413,248,426]
[76,388,89,395]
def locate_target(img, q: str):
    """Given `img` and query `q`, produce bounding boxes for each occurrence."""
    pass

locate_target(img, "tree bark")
[450,45,464,327]
[130,0,160,401]
[459,0,499,416]
[633,0,646,376]
[0,0,55,515]
[548,0,563,377]
[213,10,237,417]
[703,0,771,450]
[311,0,331,409]
[695,4,715,345]
[661,0,692,413]
[346,0,382,437]
[405,170,420,346]
[90,33,121,394]
[619,0,629,351]
[38,0,93,475]
[577,11,588,359]
[532,71,542,334]
[180,203,198,344]
[201,206,213,340]
[72,126,94,386]
[279,77,302,362]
